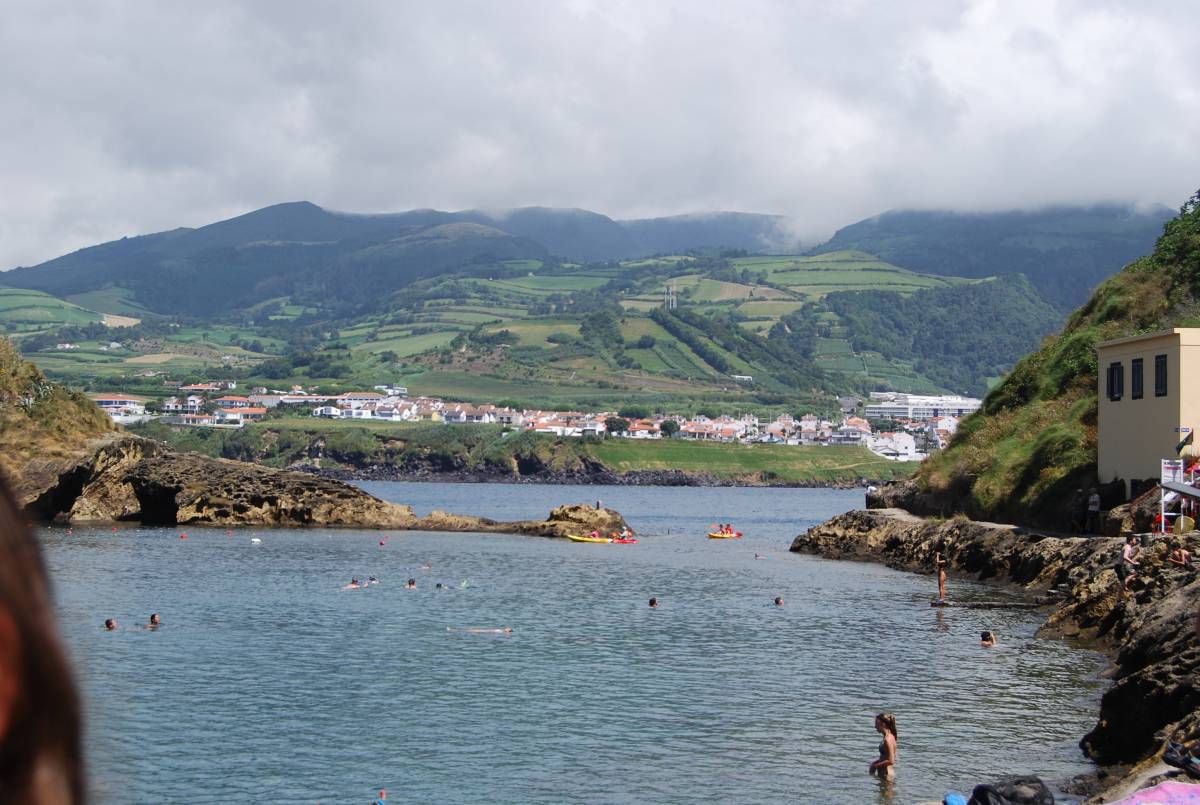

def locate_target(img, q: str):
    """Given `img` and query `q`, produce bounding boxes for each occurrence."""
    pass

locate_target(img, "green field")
[588,439,918,483]
[0,288,101,331]
[63,287,154,317]
[736,300,805,318]
[351,331,459,356]
[482,320,579,347]
[732,251,960,298]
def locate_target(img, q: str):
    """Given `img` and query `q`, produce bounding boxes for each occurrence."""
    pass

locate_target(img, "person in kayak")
[589,530,601,539]
[869,712,898,779]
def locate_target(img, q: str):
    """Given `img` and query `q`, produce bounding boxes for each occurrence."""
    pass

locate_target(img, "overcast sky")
[2,0,1198,268]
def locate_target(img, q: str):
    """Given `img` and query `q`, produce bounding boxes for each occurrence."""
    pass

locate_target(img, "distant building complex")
[864,392,982,421]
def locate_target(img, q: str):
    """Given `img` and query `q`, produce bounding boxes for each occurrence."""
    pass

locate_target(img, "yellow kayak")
[567,534,612,543]
[707,532,742,539]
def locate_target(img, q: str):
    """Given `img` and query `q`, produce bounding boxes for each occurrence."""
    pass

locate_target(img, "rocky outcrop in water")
[790,509,1200,800]
[17,433,631,536]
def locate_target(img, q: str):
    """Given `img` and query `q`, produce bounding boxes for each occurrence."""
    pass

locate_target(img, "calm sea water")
[41,483,1107,804]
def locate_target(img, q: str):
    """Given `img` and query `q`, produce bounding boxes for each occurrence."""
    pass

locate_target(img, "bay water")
[42,483,1108,803]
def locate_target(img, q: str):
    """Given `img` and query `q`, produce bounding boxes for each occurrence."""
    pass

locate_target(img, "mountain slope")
[4,203,547,317]
[814,205,1173,308]
[894,192,1200,527]
[782,274,1061,397]
[2,202,790,316]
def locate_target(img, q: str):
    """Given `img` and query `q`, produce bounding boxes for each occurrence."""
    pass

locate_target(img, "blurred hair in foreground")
[0,471,83,803]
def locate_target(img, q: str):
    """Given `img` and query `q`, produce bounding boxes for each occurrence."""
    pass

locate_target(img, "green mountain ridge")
[815,204,1173,308]
[0,200,1168,408]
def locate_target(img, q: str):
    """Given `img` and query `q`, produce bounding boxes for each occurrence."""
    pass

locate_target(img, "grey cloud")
[1,0,1198,268]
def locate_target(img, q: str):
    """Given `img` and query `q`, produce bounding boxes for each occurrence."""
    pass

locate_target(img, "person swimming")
[343,578,361,590]
[980,630,996,647]
[104,618,117,631]
[405,578,417,590]
[449,627,513,634]
[435,583,446,590]
[773,597,784,606]
[367,576,379,585]
[147,613,160,629]
[649,597,658,608]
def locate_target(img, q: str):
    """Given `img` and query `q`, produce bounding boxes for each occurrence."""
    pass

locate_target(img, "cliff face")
[790,510,1200,774]
[906,192,1200,528]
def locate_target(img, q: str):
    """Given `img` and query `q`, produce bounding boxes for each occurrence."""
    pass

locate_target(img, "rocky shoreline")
[291,462,869,489]
[17,433,630,537]
[790,508,1200,802]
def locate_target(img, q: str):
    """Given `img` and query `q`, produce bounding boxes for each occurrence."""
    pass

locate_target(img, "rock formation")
[15,432,630,536]
[790,509,1200,799]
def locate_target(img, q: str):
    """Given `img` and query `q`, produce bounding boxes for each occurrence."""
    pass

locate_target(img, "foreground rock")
[791,509,1200,802]
[20,433,629,536]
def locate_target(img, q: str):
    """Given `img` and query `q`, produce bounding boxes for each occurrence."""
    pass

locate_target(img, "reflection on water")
[42,483,1107,804]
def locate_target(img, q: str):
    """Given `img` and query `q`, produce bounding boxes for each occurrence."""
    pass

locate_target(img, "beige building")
[1096,328,1200,496]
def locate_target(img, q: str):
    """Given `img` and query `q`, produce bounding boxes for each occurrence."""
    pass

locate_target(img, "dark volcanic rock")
[18,434,634,536]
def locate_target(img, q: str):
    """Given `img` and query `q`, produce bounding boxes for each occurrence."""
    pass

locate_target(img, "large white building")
[865,392,981,421]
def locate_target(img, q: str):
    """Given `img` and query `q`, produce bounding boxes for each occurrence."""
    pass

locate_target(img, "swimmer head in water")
[774,597,784,606]
[649,597,658,608]
[149,613,160,627]
[406,578,416,589]
[980,630,996,647]
[104,618,117,631]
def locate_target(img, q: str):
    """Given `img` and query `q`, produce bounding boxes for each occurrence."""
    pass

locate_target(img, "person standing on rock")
[1086,488,1101,533]
[1117,535,1141,592]
[935,548,949,602]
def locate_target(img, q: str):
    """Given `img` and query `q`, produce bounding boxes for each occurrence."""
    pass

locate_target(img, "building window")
[1107,361,1123,401]
[1155,354,1168,397]
[1131,358,1143,399]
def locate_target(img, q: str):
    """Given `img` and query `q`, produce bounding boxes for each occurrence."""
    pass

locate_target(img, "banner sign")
[1162,459,1184,484]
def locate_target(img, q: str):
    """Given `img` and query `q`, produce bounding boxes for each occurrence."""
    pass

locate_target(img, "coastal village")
[90,383,981,462]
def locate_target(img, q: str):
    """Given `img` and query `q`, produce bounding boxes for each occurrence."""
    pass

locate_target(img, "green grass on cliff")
[589,439,915,483]
[0,338,114,474]
[131,419,917,484]
[917,191,1200,525]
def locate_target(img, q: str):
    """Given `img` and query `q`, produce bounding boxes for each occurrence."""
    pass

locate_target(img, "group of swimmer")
[103,613,160,631]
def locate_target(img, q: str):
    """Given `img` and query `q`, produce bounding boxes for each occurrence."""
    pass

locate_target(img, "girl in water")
[868,712,898,779]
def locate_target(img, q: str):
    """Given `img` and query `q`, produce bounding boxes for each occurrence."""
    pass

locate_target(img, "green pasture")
[588,439,918,484]
[351,331,459,356]
[0,289,101,329]
[483,320,579,347]
[63,287,154,317]
[735,300,804,318]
